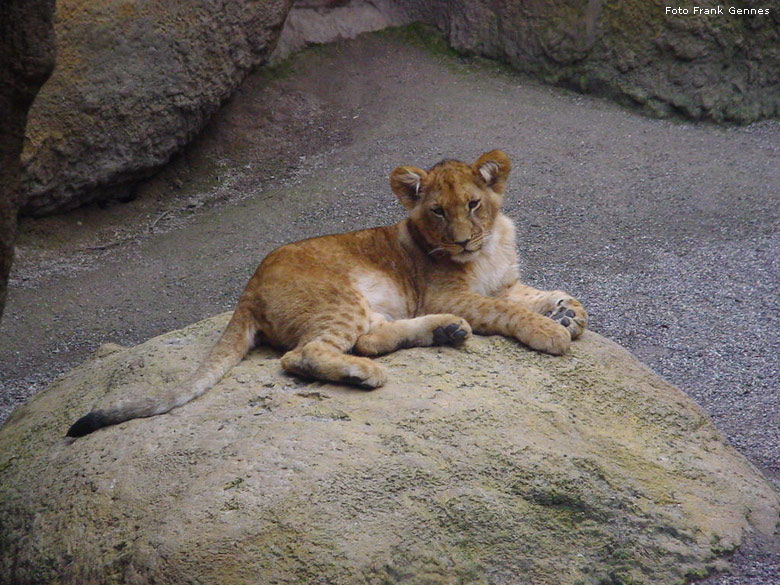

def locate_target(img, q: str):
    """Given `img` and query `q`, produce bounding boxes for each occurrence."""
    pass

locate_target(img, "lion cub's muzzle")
[436,233,483,258]
[460,234,484,253]
[443,239,482,261]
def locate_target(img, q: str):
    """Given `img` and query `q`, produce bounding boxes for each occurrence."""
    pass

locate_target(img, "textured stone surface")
[271,0,411,63]
[19,1,777,217]
[20,0,292,216]
[393,0,780,123]
[1,313,777,584]
[0,0,56,319]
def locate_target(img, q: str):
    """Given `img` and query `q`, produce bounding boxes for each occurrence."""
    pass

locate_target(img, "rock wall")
[20,0,293,216]
[1,314,777,584]
[0,0,56,319]
[18,0,779,216]
[271,0,411,62]
[394,0,780,123]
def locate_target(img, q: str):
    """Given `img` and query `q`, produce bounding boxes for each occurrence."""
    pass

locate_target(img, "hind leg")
[281,339,387,388]
[354,313,471,357]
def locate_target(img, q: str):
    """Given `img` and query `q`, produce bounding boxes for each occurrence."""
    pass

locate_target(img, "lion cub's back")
[241,223,417,325]
[257,224,407,278]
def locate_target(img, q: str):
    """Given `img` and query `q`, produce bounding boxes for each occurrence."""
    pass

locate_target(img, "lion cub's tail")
[66,307,259,438]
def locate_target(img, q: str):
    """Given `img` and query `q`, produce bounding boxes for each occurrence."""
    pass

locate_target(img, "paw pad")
[548,304,576,323]
[545,299,586,339]
[433,323,469,346]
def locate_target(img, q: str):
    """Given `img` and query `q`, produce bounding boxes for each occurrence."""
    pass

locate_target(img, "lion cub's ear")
[473,150,511,193]
[390,166,428,210]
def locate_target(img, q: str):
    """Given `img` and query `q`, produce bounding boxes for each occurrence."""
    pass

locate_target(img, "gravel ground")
[2,31,778,583]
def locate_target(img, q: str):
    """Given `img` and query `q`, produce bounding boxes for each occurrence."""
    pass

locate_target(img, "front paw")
[431,316,472,346]
[521,316,571,355]
[545,296,587,340]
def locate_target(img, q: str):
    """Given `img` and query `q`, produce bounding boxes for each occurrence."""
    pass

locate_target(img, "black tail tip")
[66,411,110,438]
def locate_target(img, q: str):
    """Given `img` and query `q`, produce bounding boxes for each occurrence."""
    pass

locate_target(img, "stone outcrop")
[18,0,778,216]
[20,0,293,216]
[271,0,411,63]
[394,0,780,123]
[1,313,777,584]
[0,0,56,319]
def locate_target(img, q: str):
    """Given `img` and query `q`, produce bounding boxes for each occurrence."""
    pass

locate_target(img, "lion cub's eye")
[431,207,445,217]
[468,199,481,211]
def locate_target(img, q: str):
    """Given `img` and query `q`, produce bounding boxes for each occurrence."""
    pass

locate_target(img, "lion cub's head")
[390,150,510,263]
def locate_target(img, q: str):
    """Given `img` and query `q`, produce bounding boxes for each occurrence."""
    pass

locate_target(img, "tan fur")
[67,150,587,436]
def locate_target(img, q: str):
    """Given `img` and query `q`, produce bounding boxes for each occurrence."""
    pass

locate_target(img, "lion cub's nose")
[455,238,470,247]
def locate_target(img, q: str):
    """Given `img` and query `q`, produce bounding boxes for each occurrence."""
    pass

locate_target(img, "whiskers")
[428,244,458,256]
[429,230,494,256]
[465,229,491,252]
[428,230,493,256]
[477,230,493,243]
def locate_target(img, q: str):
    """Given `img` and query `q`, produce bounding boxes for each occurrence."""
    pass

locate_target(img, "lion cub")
[68,150,587,437]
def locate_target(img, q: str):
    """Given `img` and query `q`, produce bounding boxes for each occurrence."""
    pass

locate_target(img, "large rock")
[272,0,411,63]
[394,0,780,123]
[20,0,292,216]
[0,0,56,319]
[19,1,777,217]
[1,313,777,584]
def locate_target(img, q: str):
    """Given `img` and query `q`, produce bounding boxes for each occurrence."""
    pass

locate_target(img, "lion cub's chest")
[351,270,411,320]
[466,217,519,297]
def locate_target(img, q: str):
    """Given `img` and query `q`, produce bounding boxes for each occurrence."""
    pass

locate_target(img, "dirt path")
[2,30,778,583]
